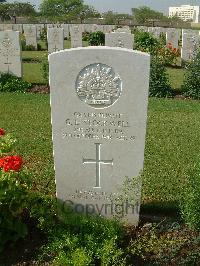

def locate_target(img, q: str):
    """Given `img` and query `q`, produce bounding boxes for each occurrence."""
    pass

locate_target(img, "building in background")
[169,5,200,23]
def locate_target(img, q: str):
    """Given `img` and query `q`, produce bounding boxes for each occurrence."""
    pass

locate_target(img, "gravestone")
[137,26,148,32]
[105,32,134,49]
[36,24,45,39]
[181,29,200,61]
[103,25,115,33]
[12,24,23,33]
[166,28,181,49]
[49,47,150,225]
[47,27,64,54]
[23,25,37,49]
[115,27,131,34]
[0,30,22,77]
[61,24,70,39]
[148,27,164,39]
[3,24,13,31]
[70,25,82,48]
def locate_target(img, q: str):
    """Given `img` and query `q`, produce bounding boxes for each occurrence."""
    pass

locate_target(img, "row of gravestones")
[1,24,200,53]
[48,27,133,53]
[139,26,200,62]
[0,25,200,77]
[47,25,200,61]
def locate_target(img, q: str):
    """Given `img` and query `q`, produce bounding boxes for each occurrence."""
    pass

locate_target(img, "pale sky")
[7,0,200,14]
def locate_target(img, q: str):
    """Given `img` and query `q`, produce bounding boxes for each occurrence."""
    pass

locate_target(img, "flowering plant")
[157,42,181,66]
[0,128,5,136]
[0,128,32,251]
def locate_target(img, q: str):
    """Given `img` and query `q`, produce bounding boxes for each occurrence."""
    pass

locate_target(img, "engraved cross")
[4,57,12,73]
[83,143,113,188]
[53,45,58,52]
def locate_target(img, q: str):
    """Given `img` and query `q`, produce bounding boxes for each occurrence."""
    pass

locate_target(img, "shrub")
[135,31,180,67]
[40,27,47,43]
[88,31,105,46]
[37,43,42,51]
[0,73,31,92]
[82,31,90,41]
[0,130,32,252]
[41,59,49,85]
[182,50,200,99]
[157,43,181,66]
[134,31,160,55]
[180,161,200,231]
[24,44,37,51]
[149,56,173,98]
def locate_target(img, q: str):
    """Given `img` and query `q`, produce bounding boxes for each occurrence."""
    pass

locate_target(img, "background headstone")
[181,29,200,61]
[61,24,70,39]
[148,27,164,39]
[105,32,134,49]
[70,25,82,48]
[49,47,150,225]
[12,24,23,33]
[166,28,181,48]
[0,30,22,77]
[23,24,37,49]
[47,27,64,54]
[137,26,148,32]
[115,27,131,34]
[36,24,45,39]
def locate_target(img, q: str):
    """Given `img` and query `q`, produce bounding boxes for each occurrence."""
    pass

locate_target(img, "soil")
[0,215,47,266]
[26,85,50,94]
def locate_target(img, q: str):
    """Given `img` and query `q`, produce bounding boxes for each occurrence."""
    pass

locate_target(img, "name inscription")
[63,112,136,141]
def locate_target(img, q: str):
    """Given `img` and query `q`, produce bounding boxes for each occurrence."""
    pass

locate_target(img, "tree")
[0,0,6,2]
[0,3,10,21]
[7,2,36,17]
[0,2,36,22]
[78,5,100,23]
[102,11,132,25]
[132,6,166,24]
[39,0,84,21]
[102,11,116,24]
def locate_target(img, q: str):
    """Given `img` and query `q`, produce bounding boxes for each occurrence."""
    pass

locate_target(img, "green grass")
[21,48,186,87]
[21,42,89,84]
[22,51,47,61]
[167,67,186,91]
[1,93,200,206]
[23,63,46,84]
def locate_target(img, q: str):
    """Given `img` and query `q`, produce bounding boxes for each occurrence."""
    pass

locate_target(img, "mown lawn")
[166,67,186,91]
[0,93,199,209]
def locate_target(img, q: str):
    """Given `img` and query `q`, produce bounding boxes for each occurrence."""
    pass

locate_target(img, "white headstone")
[12,24,23,33]
[61,24,70,39]
[23,25,37,49]
[36,24,45,38]
[103,25,115,33]
[3,24,13,31]
[166,28,181,49]
[70,25,82,48]
[49,47,150,225]
[105,32,134,49]
[0,31,22,77]
[148,27,163,38]
[115,27,131,34]
[47,28,64,54]
[181,29,200,61]
[137,26,148,32]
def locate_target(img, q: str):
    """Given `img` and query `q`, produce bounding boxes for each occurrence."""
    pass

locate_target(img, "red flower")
[0,128,5,136]
[167,43,173,50]
[0,156,23,172]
